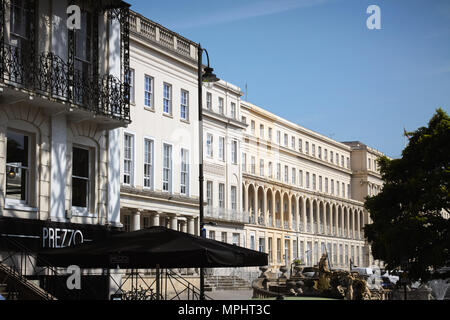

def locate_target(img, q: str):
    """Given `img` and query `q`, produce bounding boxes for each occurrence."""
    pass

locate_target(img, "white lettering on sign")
[42,227,84,248]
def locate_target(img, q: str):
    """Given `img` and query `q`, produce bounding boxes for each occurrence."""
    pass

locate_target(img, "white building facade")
[0,0,130,235]
[117,10,386,274]
[119,11,201,236]
[201,80,247,250]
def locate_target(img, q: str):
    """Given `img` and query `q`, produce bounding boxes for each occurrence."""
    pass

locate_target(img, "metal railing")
[204,206,249,223]
[1,43,130,122]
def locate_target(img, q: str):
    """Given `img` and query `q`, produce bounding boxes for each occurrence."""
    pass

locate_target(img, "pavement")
[207,289,254,300]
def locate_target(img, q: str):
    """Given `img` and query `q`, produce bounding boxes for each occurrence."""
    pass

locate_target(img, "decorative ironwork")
[0,0,131,122]
[0,0,5,78]
[1,43,130,121]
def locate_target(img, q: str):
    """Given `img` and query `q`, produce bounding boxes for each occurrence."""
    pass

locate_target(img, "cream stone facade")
[119,11,201,236]
[118,10,388,275]
[240,101,376,271]
[202,80,247,249]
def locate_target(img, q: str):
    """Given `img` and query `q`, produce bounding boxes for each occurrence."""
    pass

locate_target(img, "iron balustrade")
[0,43,130,122]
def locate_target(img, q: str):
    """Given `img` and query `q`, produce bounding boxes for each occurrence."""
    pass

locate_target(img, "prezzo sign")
[42,227,84,249]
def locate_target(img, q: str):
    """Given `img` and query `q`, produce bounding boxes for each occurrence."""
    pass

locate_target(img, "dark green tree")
[364,108,450,281]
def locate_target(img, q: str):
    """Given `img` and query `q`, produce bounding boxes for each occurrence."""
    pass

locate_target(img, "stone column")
[151,212,160,226]
[187,217,195,235]
[280,194,284,229]
[181,220,187,233]
[131,209,141,231]
[294,196,299,232]
[170,215,178,231]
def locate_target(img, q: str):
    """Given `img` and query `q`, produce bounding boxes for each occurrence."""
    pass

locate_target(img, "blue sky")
[127,0,450,158]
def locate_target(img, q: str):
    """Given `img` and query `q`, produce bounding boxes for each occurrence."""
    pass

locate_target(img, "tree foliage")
[364,108,450,281]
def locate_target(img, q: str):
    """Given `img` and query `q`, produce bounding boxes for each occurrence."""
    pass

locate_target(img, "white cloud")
[172,0,335,29]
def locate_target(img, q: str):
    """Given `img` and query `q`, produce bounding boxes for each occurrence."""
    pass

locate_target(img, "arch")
[349,208,354,239]
[337,205,342,236]
[257,186,265,225]
[312,199,318,234]
[266,188,274,227]
[247,184,256,223]
[343,207,348,238]
[319,201,324,234]
[241,182,247,212]
[306,198,311,232]
[291,194,297,230]
[275,189,282,228]
[325,202,331,235]
[298,196,304,232]
[331,203,337,235]
[282,192,290,229]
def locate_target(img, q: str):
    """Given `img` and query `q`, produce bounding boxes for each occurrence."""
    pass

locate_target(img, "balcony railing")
[283,221,289,230]
[204,206,248,223]
[129,11,196,61]
[0,44,130,122]
[257,216,265,226]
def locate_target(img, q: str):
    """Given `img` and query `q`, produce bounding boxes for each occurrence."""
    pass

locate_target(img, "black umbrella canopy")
[37,226,268,269]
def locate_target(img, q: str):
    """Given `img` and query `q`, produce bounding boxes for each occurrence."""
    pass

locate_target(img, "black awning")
[37,226,268,269]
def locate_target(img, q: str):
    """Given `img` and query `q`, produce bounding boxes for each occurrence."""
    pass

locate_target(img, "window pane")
[6,131,29,202]
[7,131,29,166]
[72,177,88,207]
[72,147,89,178]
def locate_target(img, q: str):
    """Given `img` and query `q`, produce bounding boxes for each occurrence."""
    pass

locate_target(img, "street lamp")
[198,43,220,300]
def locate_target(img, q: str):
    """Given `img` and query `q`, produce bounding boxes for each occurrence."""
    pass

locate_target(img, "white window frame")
[231,186,237,211]
[163,82,172,115]
[180,89,189,120]
[71,145,94,215]
[218,97,224,115]
[162,143,173,192]
[123,132,135,186]
[231,140,238,164]
[230,102,236,119]
[206,133,213,158]
[218,183,225,208]
[143,138,154,189]
[5,130,32,207]
[180,148,189,195]
[206,92,212,110]
[144,74,153,109]
[206,181,213,206]
[218,136,225,161]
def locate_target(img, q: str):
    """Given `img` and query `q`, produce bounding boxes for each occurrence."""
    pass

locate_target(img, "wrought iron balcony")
[0,43,130,122]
